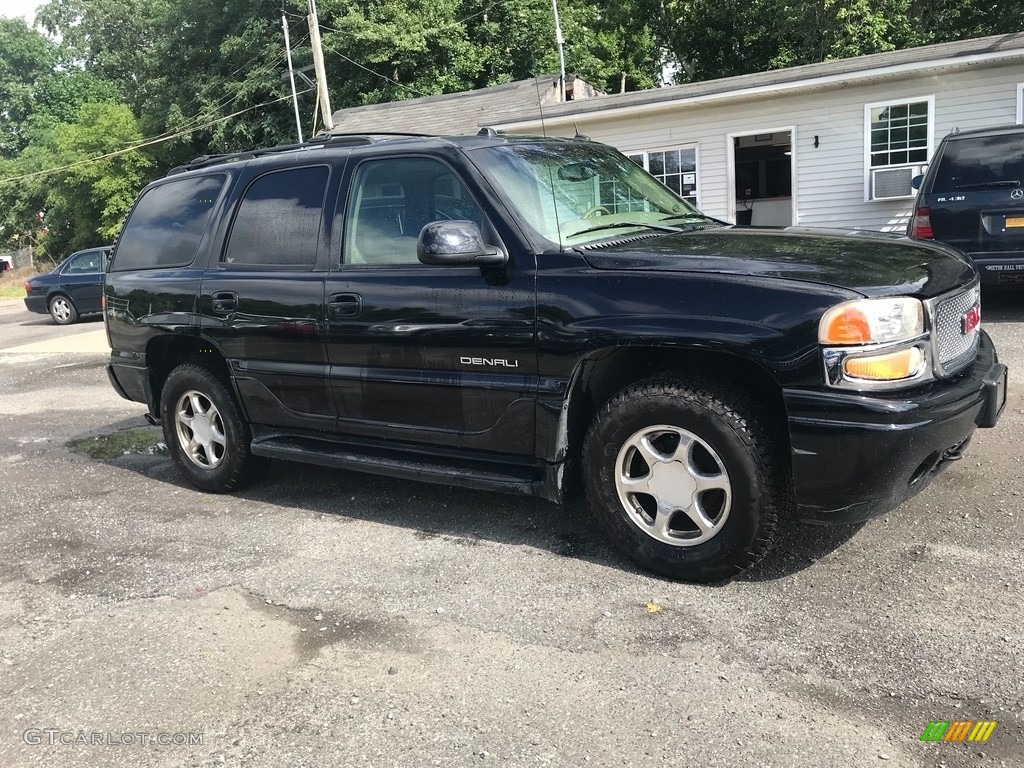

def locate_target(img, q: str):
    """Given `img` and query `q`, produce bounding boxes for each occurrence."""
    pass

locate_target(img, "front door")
[732,130,793,226]
[323,154,537,457]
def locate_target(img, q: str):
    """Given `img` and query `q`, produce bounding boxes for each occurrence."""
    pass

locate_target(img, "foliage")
[0,17,57,158]
[1,102,151,257]
[661,0,1024,83]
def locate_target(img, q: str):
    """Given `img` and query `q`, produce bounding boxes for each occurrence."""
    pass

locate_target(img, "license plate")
[1006,216,1024,228]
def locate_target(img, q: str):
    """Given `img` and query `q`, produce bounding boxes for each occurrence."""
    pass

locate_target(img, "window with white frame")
[869,100,930,167]
[626,147,699,207]
[865,97,933,199]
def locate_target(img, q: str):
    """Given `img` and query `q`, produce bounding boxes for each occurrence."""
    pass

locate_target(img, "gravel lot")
[0,294,1021,768]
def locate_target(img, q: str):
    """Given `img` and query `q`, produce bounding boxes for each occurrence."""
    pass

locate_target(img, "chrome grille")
[930,283,980,376]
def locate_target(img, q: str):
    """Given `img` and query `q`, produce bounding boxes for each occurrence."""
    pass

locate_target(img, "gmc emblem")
[962,304,981,335]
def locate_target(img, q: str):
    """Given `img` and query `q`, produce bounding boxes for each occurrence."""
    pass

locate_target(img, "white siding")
[504,63,1023,232]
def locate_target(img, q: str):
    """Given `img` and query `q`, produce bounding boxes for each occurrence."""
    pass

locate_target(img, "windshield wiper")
[567,221,683,238]
[955,180,1021,190]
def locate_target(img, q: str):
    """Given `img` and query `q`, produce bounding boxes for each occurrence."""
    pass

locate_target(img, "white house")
[488,33,1024,231]
[329,33,1024,232]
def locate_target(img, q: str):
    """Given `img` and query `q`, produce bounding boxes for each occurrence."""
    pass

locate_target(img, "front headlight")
[819,297,931,389]
[818,297,924,345]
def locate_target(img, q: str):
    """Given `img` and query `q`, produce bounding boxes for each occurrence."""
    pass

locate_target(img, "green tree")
[36,0,164,109]
[661,0,1024,84]
[1,102,152,258]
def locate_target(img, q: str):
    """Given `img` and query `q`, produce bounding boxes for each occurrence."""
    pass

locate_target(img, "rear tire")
[49,295,78,325]
[160,362,260,492]
[582,376,789,583]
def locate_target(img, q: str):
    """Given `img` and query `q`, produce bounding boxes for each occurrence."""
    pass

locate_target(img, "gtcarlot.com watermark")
[23,728,203,747]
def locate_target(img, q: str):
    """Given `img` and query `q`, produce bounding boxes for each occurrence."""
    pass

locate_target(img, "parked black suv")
[104,132,1007,582]
[909,124,1024,285]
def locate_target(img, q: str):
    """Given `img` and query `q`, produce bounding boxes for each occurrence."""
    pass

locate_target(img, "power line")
[153,44,303,140]
[321,43,434,98]
[0,90,313,187]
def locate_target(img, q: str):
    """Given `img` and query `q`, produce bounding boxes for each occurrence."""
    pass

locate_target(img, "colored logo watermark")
[920,721,997,743]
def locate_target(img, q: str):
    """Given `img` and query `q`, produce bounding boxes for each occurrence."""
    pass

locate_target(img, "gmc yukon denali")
[103,132,1007,582]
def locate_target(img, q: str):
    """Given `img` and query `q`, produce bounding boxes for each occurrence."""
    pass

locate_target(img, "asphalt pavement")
[0,295,1021,768]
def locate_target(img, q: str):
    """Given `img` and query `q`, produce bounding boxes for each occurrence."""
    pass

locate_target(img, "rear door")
[198,160,338,432]
[925,132,1024,282]
[60,249,106,313]
[322,152,537,457]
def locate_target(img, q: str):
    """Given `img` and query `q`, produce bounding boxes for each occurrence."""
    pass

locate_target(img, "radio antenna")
[533,77,548,137]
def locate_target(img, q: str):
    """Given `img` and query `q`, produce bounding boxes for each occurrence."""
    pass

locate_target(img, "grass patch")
[0,265,48,300]
[68,428,167,460]
[0,282,26,299]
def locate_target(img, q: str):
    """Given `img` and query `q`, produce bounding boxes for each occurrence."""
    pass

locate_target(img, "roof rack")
[318,131,435,140]
[166,132,437,176]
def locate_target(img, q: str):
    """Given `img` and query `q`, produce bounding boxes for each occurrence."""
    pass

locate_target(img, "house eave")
[491,45,1024,131]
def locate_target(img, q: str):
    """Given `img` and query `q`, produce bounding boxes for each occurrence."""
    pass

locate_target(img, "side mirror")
[911,175,924,191]
[417,221,507,267]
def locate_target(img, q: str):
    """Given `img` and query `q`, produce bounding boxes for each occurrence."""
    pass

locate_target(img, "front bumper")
[785,330,1005,524]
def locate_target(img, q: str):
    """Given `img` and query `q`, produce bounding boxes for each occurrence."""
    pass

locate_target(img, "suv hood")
[579,226,975,298]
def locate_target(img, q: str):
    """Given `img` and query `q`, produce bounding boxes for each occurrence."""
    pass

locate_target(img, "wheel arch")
[47,291,74,308]
[559,345,790,501]
[145,333,234,416]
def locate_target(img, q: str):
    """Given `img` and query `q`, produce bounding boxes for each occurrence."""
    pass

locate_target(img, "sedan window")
[64,251,102,274]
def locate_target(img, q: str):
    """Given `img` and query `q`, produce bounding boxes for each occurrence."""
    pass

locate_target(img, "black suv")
[104,132,1007,582]
[909,124,1024,285]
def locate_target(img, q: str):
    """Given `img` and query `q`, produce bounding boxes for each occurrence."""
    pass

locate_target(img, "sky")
[0,0,41,24]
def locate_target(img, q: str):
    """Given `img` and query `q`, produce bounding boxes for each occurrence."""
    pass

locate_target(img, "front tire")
[160,362,259,492]
[582,376,788,583]
[49,295,78,325]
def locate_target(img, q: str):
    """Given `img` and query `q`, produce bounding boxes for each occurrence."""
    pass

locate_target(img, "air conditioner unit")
[871,166,915,200]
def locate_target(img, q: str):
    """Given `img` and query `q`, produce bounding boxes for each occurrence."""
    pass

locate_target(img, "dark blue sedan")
[24,247,110,325]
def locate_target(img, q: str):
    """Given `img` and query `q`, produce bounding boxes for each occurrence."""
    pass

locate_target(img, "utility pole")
[307,0,334,131]
[282,12,304,143]
[550,0,567,102]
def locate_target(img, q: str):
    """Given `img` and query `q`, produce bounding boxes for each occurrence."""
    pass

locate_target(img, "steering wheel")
[582,205,612,219]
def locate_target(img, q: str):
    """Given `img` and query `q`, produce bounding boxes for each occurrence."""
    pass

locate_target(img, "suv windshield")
[932,133,1024,192]
[470,141,714,247]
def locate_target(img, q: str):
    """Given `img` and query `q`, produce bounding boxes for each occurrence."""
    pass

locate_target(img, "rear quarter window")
[931,134,1024,193]
[222,165,329,268]
[110,174,226,272]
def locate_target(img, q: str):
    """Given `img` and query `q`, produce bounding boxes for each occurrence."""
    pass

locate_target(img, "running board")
[250,435,547,497]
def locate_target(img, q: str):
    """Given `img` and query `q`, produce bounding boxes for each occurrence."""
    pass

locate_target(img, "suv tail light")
[909,207,934,239]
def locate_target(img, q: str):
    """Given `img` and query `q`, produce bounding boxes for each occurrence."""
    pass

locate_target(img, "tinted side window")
[111,175,225,271]
[223,166,329,268]
[932,134,1024,192]
[345,157,485,265]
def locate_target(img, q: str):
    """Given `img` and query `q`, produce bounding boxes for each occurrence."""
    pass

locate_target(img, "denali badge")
[460,356,519,368]
[962,304,981,335]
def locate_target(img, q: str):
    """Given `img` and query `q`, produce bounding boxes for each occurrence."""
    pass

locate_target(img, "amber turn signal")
[843,347,924,381]
[822,307,872,344]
